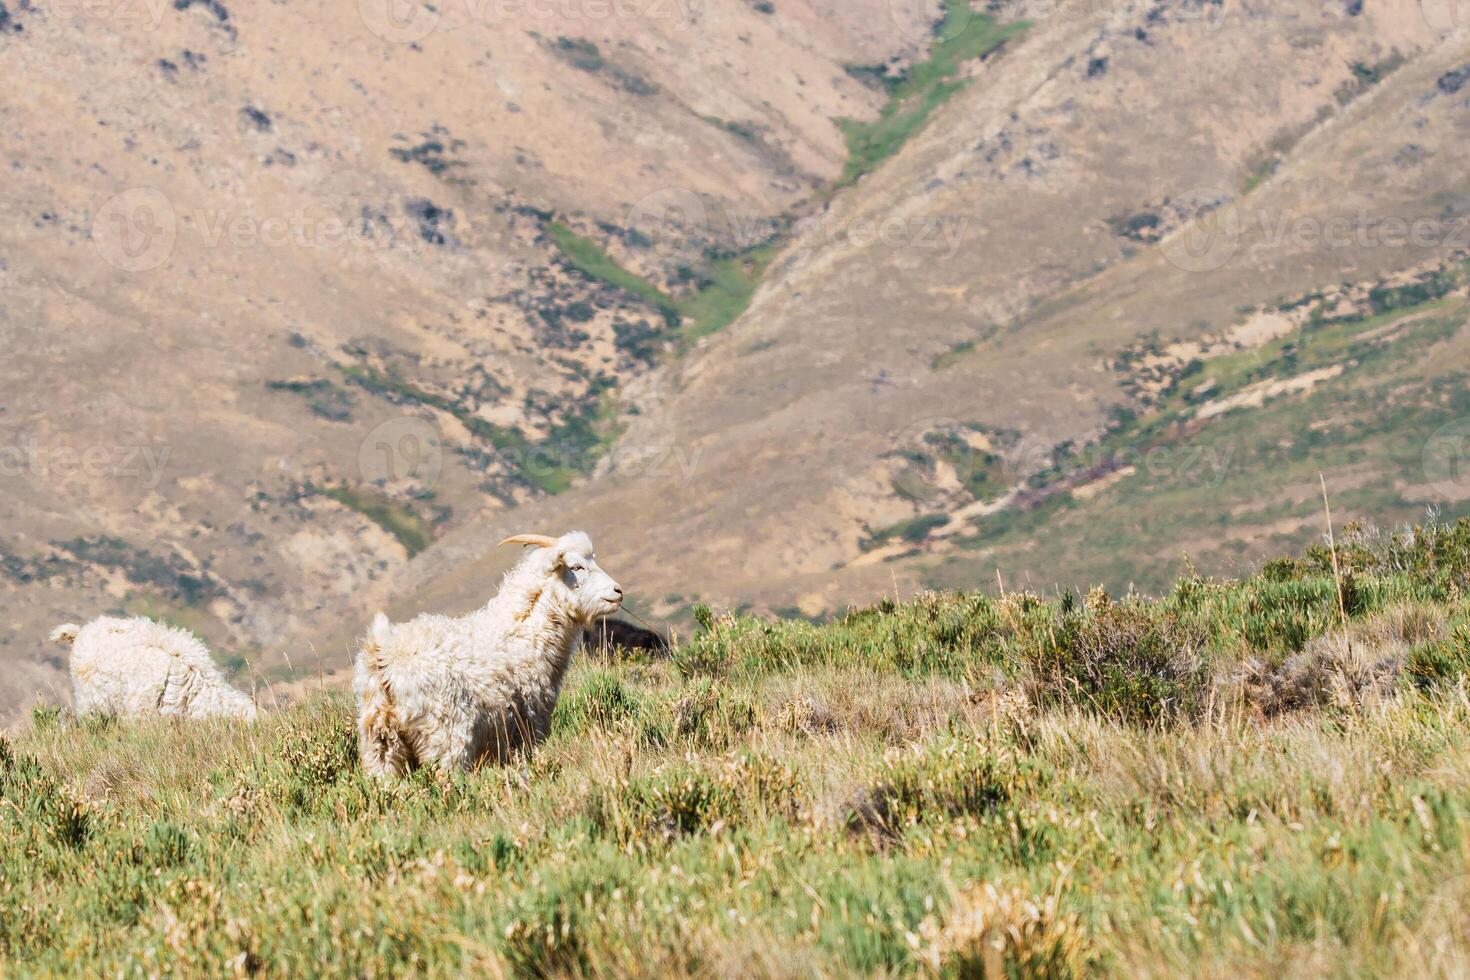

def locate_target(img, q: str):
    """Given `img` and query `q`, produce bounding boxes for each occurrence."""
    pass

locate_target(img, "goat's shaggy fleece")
[354,531,623,777]
[49,616,258,720]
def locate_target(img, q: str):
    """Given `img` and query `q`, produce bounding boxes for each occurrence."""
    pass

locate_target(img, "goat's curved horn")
[499,534,558,549]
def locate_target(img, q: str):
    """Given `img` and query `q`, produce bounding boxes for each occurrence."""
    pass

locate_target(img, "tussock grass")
[7,521,1470,975]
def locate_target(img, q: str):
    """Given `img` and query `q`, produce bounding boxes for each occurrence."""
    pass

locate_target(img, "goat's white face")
[554,539,623,624]
[501,531,624,624]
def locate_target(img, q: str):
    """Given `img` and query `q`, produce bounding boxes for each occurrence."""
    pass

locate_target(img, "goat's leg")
[432,719,480,775]
[358,694,415,779]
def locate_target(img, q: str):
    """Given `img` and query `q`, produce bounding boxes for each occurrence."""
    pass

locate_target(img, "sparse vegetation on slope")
[265,378,354,422]
[913,262,1470,594]
[548,223,683,326]
[836,4,1025,188]
[548,224,778,345]
[545,3,1024,347]
[339,364,619,496]
[314,485,436,558]
[8,522,1470,975]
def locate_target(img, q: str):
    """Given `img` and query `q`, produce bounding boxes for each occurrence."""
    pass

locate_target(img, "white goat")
[354,530,623,778]
[48,616,258,721]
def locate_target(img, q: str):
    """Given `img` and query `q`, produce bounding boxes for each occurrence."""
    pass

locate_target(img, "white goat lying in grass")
[49,617,258,721]
[354,530,623,778]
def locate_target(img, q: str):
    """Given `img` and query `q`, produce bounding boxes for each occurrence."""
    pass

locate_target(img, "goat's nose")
[613,585,624,597]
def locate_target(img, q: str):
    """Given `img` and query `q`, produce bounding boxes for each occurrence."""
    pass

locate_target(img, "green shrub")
[845,739,1018,841]
[553,668,642,735]
[669,678,756,748]
[0,739,92,852]
[1022,595,1208,723]
[1406,621,1470,689]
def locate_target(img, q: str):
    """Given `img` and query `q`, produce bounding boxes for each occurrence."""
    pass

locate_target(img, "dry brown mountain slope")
[5,0,1470,717]
[0,0,935,718]
[390,0,1470,630]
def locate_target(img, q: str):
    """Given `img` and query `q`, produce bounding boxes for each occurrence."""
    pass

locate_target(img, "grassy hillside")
[923,276,1470,596]
[7,521,1470,975]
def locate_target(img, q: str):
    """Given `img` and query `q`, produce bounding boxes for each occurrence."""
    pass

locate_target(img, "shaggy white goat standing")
[49,616,258,720]
[354,530,623,778]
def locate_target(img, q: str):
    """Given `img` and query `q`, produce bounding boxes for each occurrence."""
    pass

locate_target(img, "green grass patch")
[931,339,975,370]
[934,279,1470,595]
[1243,155,1277,195]
[548,223,682,326]
[548,223,778,345]
[863,512,950,550]
[835,4,1025,189]
[339,365,620,496]
[315,484,433,557]
[544,4,1026,347]
[677,245,780,342]
[10,524,1470,974]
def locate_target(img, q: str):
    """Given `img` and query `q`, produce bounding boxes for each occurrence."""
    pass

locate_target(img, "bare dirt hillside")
[0,0,933,715]
[390,0,1470,629]
[4,0,1470,717]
